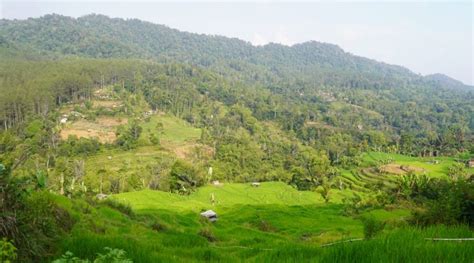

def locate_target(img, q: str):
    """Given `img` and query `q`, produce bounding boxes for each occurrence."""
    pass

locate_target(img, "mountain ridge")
[0,13,469,89]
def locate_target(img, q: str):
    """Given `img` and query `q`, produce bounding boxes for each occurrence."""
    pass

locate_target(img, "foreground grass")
[48,182,473,262]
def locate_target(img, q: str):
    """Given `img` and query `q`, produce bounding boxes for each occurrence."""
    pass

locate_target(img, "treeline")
[0,58,339,192]
[1,56,472,171]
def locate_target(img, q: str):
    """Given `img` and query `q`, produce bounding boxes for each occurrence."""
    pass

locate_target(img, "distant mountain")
[1,13,469,91]
[1,13,473,158]
[425,73,472,90]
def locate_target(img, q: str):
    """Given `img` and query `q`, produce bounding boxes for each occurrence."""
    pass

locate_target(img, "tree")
[317,177,332,203]
[447,162,468,181]
[169,160,203,195]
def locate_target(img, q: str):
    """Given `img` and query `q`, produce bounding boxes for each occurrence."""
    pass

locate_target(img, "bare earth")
[380,163,425,175]
[60,117,127,143]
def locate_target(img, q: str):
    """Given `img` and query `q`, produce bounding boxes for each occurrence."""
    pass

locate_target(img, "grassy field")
[80,114,204,192]
[49,181,473,262]
[140,114,202,143]
[53,109,473,262]
[362,152,474,177]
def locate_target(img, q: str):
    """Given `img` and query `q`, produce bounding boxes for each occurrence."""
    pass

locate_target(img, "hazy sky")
[1,1,473,85]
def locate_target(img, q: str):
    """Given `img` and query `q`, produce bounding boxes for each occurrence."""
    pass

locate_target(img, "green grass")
[362,152,474,177]
[51,145,474,262]
[49,181,473,262]
[141,114,201,143]
[113,182,362,212]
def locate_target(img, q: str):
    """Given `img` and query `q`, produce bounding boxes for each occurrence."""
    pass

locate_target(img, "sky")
[1,1,473,85]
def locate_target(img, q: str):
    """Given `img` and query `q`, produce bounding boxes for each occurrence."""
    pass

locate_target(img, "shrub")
[0,238,17,263]
[409,178,473,226]
[361,216,385,240]
[342,194,363,215]
[1,164,70,261]
[59,137,101,156]
[116,120,142,150]
[52,247,132,263]
[169,160,204,195]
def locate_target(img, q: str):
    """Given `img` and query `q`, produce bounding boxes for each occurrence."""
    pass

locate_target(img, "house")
[200,210,218,222]
[251,182,261,187]
[60,118,68,124]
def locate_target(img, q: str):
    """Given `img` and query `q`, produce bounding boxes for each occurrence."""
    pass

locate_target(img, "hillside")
[1,12,473,263]
[40,182,473,262]
[0,14,470,91]
[1,15,473,160]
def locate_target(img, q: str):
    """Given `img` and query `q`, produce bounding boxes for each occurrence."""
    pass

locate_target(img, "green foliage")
[317,177,333,203]
[447,162,468,181]
[0,163,72,261]
[54,183,473,262]
[396,173,432,201]
[361,216,385,240]
[408,179,474,226]
[342,194,363,215]
[35,170,48,189]
[95,247,133,263]
[59,137,101,157]
[169,160,204,194]
[0,13,473,263]
[116,120,143,149]
[0,238,17,263]
[53,247,132,263]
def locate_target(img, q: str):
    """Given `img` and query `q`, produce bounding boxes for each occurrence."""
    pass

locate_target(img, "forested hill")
[0,14,470,90]
[0,14,473,158]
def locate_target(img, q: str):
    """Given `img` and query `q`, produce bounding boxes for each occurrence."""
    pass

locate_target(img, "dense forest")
[0,14,473,262]
[1,14,473,158]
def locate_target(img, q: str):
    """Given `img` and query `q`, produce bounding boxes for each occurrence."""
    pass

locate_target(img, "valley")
[0,13,473,263]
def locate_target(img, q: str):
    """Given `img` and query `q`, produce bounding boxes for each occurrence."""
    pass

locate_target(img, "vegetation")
[0,13,473,262]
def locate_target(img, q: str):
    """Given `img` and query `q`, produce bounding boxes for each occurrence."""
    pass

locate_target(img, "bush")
[53,247,132,263]
[169,160,204,195]
[1,163,71,261]
[0,238,17,263]
[59,136,101,156]
[361,216,385,240]
[409,179,473,226]
[116,120,142,150]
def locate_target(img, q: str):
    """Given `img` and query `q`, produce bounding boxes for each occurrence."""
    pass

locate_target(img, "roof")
[200,210,217,218]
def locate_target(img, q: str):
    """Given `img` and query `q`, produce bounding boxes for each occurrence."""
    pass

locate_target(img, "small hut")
[200,210,218,222]
[251,182,261,187]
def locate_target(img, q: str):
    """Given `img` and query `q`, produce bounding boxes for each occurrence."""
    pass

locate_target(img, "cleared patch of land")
[362,152,474,177]
[60,117,128,143]
[379,163,425,175]
[91,100,122,108]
